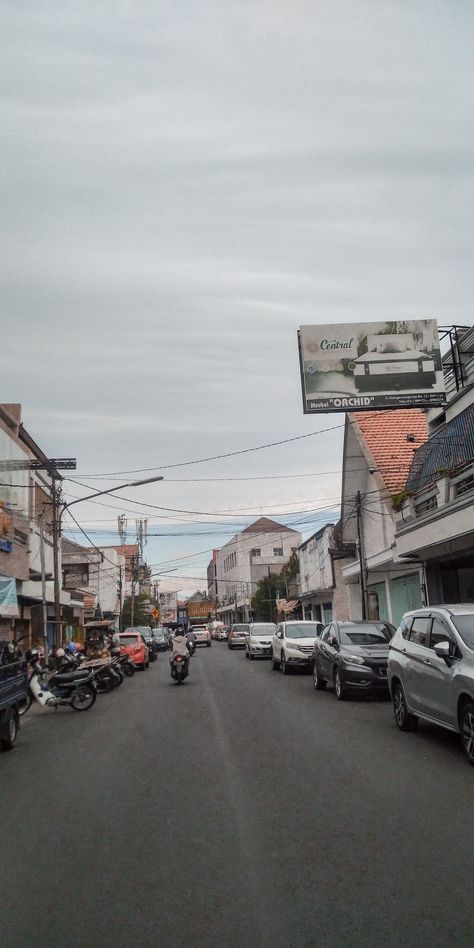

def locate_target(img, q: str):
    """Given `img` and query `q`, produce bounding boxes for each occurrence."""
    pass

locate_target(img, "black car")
[311,620,395,700]
[152,628,170,652]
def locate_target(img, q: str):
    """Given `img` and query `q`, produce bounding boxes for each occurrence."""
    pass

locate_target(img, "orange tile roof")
[352,409,428,495]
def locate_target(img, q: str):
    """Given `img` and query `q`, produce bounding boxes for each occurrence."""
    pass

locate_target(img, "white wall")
[87,548,125,615]
[299,526,334,596]
[217,526,301,605]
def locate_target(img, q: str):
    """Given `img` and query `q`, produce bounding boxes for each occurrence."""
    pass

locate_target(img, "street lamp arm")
[61,476,164,512]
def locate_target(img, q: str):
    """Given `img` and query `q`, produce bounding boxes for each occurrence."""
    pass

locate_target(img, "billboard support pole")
[356,491,367,620]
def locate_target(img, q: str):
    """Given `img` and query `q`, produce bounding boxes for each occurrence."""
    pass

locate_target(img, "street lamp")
[52,475,164,647]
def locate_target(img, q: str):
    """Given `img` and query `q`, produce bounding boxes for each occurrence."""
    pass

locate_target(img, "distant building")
[298,524,336,624]
[215,517,302,625]
[207,549,219,601]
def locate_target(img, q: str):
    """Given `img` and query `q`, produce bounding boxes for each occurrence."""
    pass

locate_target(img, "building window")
[322,602,333,623]
[250,548,261,557]
[273,547,283,557]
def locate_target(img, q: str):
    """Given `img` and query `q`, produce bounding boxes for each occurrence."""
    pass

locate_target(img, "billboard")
[186,599,212,619]
[158,591,177,623]
[298,319,446,413]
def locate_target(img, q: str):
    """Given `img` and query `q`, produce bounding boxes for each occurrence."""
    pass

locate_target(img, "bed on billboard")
[297,319,447,413]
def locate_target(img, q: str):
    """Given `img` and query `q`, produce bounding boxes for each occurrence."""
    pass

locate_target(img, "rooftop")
[352,408,428,495]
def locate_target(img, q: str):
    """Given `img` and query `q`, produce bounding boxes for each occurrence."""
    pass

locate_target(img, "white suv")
[192,625,211,648]
[271,621,324,674]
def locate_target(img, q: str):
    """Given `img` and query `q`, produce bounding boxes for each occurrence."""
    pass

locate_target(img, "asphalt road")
[2,644,474,948]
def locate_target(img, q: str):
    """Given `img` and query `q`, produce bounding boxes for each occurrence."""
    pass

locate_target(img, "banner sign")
[186,600,212,619]
[158,591,177,624]
[298,319,446,413]
[0,575,19,617]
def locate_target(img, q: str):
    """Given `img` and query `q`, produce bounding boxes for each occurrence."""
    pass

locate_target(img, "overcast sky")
[2,1,473,594]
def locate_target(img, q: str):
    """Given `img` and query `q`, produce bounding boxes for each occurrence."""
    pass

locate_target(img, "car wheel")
[1,708,19,750]
[334,668,347,700]
[245,649,249,659]
[249,651,254,661]
[207,641,211,648]
[271,655,280,670]
[460,701,474,765]
[228,644,233,650]
[392,682,418,731]
[281,653,290,675]
[312,661,326,691]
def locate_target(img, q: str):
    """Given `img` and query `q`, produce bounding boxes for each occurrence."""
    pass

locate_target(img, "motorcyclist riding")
[185,627,197,656]
[169,628,190,678]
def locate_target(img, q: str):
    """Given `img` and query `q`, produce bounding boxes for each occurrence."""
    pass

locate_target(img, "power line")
[70,422,345,478]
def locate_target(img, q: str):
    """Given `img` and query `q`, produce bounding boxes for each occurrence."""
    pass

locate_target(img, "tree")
[251,572,287,622]
[121,593,150,629]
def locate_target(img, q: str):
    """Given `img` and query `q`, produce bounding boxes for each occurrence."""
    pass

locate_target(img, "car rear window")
[232,625,247,632]
[250,624,276,634]
[120,635,139,645]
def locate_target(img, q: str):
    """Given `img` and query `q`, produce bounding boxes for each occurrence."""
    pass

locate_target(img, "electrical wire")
[70,422,345,479]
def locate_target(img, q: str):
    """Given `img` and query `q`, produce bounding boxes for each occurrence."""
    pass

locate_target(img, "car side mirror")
[329,636,339,649]
[434,641,452,663]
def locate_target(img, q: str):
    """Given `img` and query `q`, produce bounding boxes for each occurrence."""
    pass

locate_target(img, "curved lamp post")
[53,475,164,647]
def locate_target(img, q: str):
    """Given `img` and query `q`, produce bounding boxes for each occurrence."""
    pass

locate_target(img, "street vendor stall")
[84,619,116,658]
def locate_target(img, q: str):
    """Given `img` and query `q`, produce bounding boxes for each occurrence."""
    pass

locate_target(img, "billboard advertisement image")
[298,319,446,413]
[158,591,177,624]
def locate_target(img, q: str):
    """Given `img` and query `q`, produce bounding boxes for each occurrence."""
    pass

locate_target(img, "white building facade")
[298,524,336,624]
[215,517,302,624]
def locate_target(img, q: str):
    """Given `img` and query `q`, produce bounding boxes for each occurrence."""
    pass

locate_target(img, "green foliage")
[121,593,150,629]
[251,573,288,622]
[392,490,412,512]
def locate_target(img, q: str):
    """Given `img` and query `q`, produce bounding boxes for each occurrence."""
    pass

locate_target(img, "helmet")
[56,648,65,658]
[66,642,76,654]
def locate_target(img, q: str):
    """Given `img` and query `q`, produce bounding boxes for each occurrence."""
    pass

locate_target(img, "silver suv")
[388,604,474,765]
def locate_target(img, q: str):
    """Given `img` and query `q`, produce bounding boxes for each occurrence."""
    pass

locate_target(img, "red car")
[119,631,150,670]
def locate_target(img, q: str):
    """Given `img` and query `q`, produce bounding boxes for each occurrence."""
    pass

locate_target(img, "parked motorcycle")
[171,655,189,685]
[118,654,135,677]
[22,654,96,712]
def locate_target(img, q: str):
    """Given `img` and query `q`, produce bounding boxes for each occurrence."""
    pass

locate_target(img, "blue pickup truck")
[0,659,28,751]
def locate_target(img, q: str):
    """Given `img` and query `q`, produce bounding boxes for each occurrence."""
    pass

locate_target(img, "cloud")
[2,0,473,585]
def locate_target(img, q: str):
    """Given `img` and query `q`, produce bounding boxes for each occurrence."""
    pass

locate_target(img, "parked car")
[152,627,170,651]
[192,625,211,647]
[119,631,150,670]
[388,604,474,765]
[0,656,28,750]
[228,623,249,649]
[135,626,158,661]
[312,620,394,698]
[245,623,277,660]
[271,621,324,673]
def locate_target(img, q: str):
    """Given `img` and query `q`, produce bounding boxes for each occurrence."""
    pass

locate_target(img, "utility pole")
[39,513,48,656]
[130,555,137,627]
[118,565,123,631]
[356,490,367,620]
[52,475,63,649]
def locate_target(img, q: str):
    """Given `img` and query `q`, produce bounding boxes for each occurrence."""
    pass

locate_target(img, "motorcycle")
[118,654,135,677]
[171,654,189,685]
[22,657,96,712]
